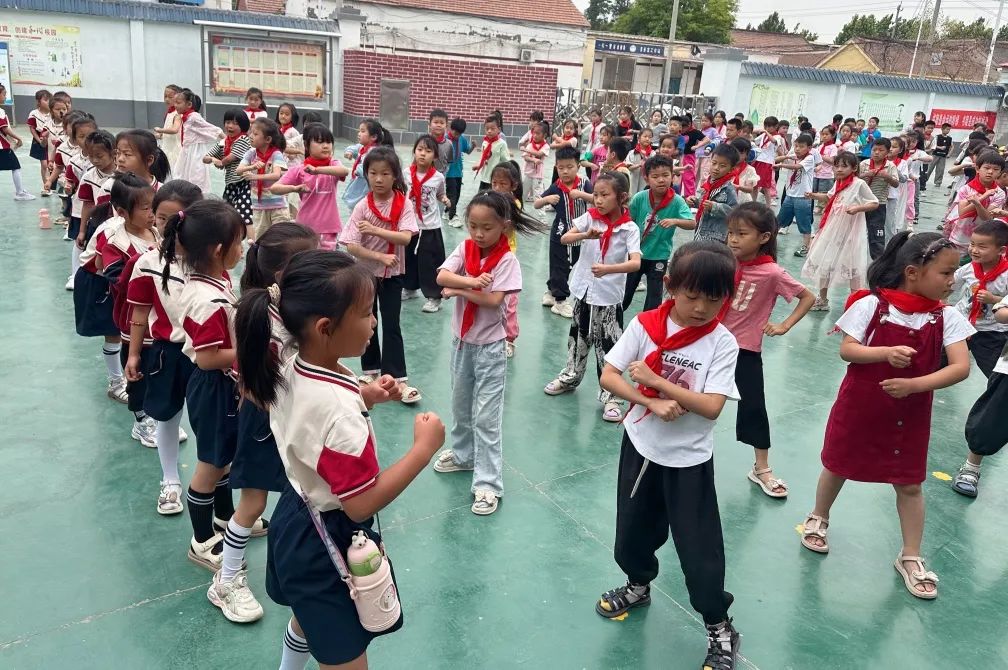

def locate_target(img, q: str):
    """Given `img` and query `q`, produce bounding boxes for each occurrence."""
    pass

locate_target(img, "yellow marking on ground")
[932,471,952,481]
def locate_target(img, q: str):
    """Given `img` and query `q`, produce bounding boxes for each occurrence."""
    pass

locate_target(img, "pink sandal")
[893,554,939,600]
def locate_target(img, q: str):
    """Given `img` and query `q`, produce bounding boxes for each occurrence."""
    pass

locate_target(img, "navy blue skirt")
[73,268,118,337]
[30,140,47,161]
[143,340,195,421]
[0,148,20,171]
[68,216,81,239]
[265,488,403,665]
[231,401,289,492]
[185,368,239,468]
[120,347,148,413]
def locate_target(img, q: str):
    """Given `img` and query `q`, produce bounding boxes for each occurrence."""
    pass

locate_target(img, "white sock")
[221,517,251,582]
[279,619,310,670]
[102,343,123,380]
[156,411,183,484]
[70,242,81,276]
[12,169,24,194]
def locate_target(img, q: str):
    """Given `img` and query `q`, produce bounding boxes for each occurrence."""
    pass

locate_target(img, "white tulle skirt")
[173,142,214,193]
[801,208,869,289]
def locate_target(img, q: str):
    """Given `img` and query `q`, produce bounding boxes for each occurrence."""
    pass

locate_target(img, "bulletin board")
[208,33,325,100]
[0,22,82,87]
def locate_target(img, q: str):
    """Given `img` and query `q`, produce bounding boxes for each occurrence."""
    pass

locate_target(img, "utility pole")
[892,3,902,39]
[918,0,942,78]
[984,0,1005,83]
[909,1,927,76]
[662,0,681,94]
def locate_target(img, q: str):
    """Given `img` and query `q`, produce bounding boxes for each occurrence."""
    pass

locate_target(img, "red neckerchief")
[473,135,499,172]
[555,178,579,221]
[966,177,994,209]
[760,133,773,149]
[695,172,733,223]
[863,158,888,185]
[244,107,261,118]
[587,207,631,261]
[367,191,406,275]
[892,154,906,167]
[434,132,449,147]
[844,288,944,312]
[460,236,511,338]
[223,132,245,159]
[642,188,675,241]
[636,143,653,158]
[166,106,176,114]
[528,139,547,153]
[351,142,375,178]
[969,259,1008,323]
[255,147,277,199]
[818,141,835,158]
[608,162,628,172]
[626,300,722,421]
[562,133,575,141]
[619,119,632,131]
[820,174,855,230]
[279,123,293,135]
[303,157,330,169]
[590,122,601,147]
[925,129,933,141]
[178,109,193,145]
[409,164,436,217]
[731,161,748,186]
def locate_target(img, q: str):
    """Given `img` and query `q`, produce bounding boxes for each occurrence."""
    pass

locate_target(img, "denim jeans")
[777,194,813,235]
[450,338,507,495]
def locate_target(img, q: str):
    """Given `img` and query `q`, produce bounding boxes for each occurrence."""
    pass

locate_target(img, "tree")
[607,0,738,44]
[756,11,787,33]
[793,24,819,42]
[942,17,992,40]
[835,13,922,44]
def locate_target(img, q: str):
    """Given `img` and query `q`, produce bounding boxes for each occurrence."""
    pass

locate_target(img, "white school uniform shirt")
[567,211,641,307]
[403,167,446,231]
[838,140,857,154]
[270,357,380,512]
[753,132,783,164]
[27,109,52,141]
[604,317,740,468]
[952,264,1008,332]
[836,295,974,347]
[782,152,819,198]
[888,160,909,199]
[127,248,188,344]
[68,151,93,218]
[77,165,116,207]
[179,273,238,362]
[907,149,929,179]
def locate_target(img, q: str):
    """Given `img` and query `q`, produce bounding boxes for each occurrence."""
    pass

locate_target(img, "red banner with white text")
[930,108,997,131]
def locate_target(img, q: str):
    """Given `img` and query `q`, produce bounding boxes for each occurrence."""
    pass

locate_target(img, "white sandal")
[747,466,788,498]
[399,384,422,405]
[893,554,939,600]
[357,374,376,385]
[801,513,829,554]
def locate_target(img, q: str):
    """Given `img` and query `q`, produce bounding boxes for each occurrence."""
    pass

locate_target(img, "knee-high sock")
[279,619,310,670]
[221,517,251,582]
[156,411,183,484]
[102,342,123,380]
[214,475,235,519]
[11,169,24,194]
[70,242,81,276]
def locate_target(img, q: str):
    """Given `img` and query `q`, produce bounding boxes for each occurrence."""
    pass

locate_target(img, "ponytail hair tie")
[177,210,186,221]
[267,283,281,306]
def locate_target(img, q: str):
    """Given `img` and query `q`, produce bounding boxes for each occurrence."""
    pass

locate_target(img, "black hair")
[763,116,780,128]
[608,138,631,161]
[778,119,790,128]
[869,116,880,124]
[730,137,751,157]
[643,154,676,176]
[109,171,156,218]
[485,110,504,127]
[941,122,952,129]
[658,133,678,148]
[241,221,319,292]
[742,120,754,133]
[491,160,524,202]
[302,123,334,150]
[794,133,814,147]
[867,231,956,290]
[968,131,989,142]
[465,190,547,236]
[178,88,202,113]
[529,110,545,122]
[974,219,1008,247]
[245,87,267,110]
[163,84,181,96]
[35,89,51,102]
[925,119,936,127]
[555,146,580,163]
[798,122,813,133]
[843,117,856,126]
[69,113,97,142]
[975,150,1006,170]
[152,179,202,220]
[832,114,844,124]
[594,171,631,208]
[85,129,116,156]
[429,108,448,122]
[535,120,550,137]
[833,151,860,170]
[361,119,394,146]
[599,124,616,138]
[276,102,299,129]
[665,240,736,300]
[450,117,467,134]
[873,137,892,151]
[726,118,742,130]
[964,139,989,159]
[302,111,324,126]
[160,200,245,291]
[734,112,745,119]
[728,202,778,260]
[413,133,439,156]
[223,107,252,133]
[906,130,924,148]
[914,110,926,120]
[702,112,715,124]
[363,146,407,194]
[820,125,836,139]
[116,129,171,183]
[890,136,906,155]
[237,249,375,407]
[650,109,665,122]
[711,142,740,166]
[251,118,287,152]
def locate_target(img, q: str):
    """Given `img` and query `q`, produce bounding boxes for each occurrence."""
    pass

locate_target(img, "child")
[584,107,605,155]
[615,105,642,144]
[428,108,455,174]
[950,219,1008,378]
[597,240,741,670]
[581,125,615,183]
[813,126,839,212]
[473,111,511,191]
[402,135,450,313]
[237,118,288,240]
[343,119,394,209]
[27,89,52,195]
[271,123,349,250]
[801,232,972,601]
[244,87,268,121]
[931,122,953,187]
[945,150,1006,254]
[802,151,878,311]
[723,203,815,497]
[886,137,911,236]
[432,191,535,514]
[234,249,445,670]
[775,133,819,256]
[445,117,473,226]
[276,103,304,167]
[75,130,118,246]
[339,146,422,404]
[859,138,899,260]
[535,146,593,318]
[622,155,693,312]
[904,131,933,229]
[153,84,182,169]
[549,118,580,185]
[489,161,534,356]
[46,108,77,228]
[208,222,320,624]
[626,127,654,194]
[602,139,632,182]
[520,121,550,202]
[676,114,707,198]
[161,200,247,571]
[171,88,224,194]
[46,95,68,166]
[0,83,34,201]
[648,109,668,145]
[544,172,641,422]
[730,137,759,204]
[124,180,203,515]
[64,114,97,287]
[753,116,784,207]
[203,108,254,231]
[693,112,720,185]
[518,110,545,150]
[115,129,171,189]
[686,143,740,244]
[837,124,857,154]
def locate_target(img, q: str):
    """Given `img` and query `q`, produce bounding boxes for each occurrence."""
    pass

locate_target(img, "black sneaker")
[793,245,808,257]
[703,618,740,670]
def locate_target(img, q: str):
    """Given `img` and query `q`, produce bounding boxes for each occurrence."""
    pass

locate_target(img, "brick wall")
[342,49,558,125]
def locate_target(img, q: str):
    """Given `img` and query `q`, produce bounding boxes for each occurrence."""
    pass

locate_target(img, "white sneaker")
[214,516,269,538]
[107,377,129,404]
[422,298,441,313]
[157,481,184,515]
[188,533,225,572]
[14,191,36,201]
[448,217,463,228]
[207,569,264,623]
[131,417,157,448]
[402,289,421,301]
[433,449,473,473]
[179,426,189,442]
[542,291,556,307]
[65,276,75,291]
[551,301,574,319]
[471,490,499,515]
[505,341,515,358]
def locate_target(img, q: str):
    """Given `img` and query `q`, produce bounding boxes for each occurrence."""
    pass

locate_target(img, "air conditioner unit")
[519,48,534,64]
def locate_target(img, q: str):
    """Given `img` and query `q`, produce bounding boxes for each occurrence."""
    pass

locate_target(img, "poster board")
[748,83,807,126]
[0,41,12,105]
[856,92,906,133]
[0,22,82,87]
[209,33,325,100]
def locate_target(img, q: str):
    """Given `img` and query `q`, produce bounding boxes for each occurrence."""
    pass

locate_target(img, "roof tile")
[730,29,818,53]
[237,0,286,13]
[354,0,589,28]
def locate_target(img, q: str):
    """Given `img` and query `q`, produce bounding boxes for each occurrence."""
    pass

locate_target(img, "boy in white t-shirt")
[775,133,820,256]
[752,116,784,208]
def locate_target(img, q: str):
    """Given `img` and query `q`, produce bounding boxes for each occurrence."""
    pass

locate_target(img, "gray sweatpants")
[450,338,507,495]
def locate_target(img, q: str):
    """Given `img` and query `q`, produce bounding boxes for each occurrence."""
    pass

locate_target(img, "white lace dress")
[802,177,877,289]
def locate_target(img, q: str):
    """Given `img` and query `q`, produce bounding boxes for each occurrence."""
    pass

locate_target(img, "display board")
[0,41,12,104]
[748,83,807,126]
[0,21,82,87]
[209,33,325,100]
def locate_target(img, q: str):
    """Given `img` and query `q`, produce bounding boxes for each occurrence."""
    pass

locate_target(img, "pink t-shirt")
[278,161,343,234]
[721,261,807,352]
[439,241,522,345]
[339,193,419,278]
[946,181,1007,251]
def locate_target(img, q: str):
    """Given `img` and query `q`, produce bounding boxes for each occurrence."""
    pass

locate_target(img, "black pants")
[965,372,1008,456]
[446,177,462,219]
[361,275,407,379]
[919,163,931,190]
[547,237,580,302]
[120,346,147,414]
[734,349,770,450]
[403,229,446,299]
[968,330,1008,379]
[614,432,733,625]
[61,195,71,218]
[622,258,667,312]
[866,204,886,261]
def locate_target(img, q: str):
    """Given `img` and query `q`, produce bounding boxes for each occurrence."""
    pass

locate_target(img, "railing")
[554,88,719,127]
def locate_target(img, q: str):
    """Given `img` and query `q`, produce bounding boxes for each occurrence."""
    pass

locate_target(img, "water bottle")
[38,208,51,229]
[347,531,383,576]
[345,530,400,632]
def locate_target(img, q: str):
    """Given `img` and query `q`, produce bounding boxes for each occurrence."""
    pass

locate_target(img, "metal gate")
[555,88,718,128]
